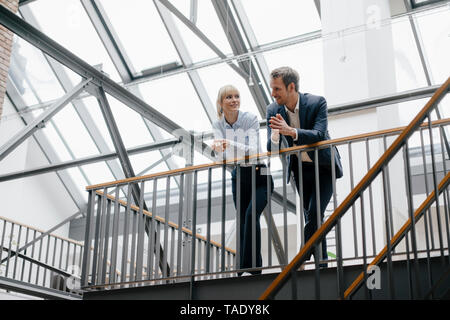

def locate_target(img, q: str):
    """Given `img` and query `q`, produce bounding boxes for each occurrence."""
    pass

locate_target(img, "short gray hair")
[270,66,299,92]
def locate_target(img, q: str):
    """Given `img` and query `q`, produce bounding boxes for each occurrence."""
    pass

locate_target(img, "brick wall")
[0,0,19,120]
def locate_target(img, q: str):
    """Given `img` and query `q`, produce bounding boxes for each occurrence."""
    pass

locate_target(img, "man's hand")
[269,114,296,138]
[211,139,230,153]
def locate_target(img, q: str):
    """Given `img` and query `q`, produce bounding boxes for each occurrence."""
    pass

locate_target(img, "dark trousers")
[231,165,273,274]
[291,156,333,265]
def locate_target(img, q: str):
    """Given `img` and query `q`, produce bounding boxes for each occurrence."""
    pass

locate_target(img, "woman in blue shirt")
[211,85,273,276]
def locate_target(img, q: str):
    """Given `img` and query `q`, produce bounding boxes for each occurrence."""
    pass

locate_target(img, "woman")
[211,85,273,275]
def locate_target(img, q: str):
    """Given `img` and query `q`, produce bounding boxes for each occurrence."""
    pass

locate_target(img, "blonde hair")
[216,85,239,119]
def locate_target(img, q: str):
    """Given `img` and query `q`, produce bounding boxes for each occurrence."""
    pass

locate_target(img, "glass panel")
[81,162,116,186]
[106,93,154,149]
[391,17,428,91]
[27,0,121,82]
[10,36,65,105]
[81,97,115,152]
[100,0,180,73]
[263,40,324,97]
[414,7,450,84]
[51,104,100,159]
[66,167,89,199]
[39,122,72,162]
[129,151,169,176]
[139,73,212,132]
[169,0,233,63]
[240,0,321,45]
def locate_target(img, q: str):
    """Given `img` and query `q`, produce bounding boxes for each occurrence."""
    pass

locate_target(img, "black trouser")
[231,165,273,274]
[291,156,333,265]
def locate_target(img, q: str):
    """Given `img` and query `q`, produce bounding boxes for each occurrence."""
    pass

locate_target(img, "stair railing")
[0,215,84,296]
[259,77,450,300]
[344,171,450,299]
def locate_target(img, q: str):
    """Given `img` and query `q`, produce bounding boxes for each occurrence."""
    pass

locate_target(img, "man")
[266,66,343,267]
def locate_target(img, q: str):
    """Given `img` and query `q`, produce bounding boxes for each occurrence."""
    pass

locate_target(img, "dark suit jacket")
[266,92,343,182]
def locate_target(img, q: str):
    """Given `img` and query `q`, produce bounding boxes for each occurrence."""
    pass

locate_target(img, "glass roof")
[1,0,449,209]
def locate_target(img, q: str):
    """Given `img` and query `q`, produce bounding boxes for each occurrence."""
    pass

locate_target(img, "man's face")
[270,77,292,106]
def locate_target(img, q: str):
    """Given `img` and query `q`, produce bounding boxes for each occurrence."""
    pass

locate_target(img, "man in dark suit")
[266,66,343,267]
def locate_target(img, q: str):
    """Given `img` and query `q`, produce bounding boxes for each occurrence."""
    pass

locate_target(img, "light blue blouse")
[211,110,263,164]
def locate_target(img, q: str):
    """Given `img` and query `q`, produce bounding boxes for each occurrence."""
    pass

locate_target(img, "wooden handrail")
[343,171,450,299]
[95,191,236,255]
[86,117,450,191]
[0,214,83,247]
[259,77,450,300]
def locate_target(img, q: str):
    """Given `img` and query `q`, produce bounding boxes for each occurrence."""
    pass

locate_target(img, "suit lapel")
[299,92,307,129]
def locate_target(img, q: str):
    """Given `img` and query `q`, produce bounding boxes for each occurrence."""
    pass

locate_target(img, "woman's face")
[221,90,240,113]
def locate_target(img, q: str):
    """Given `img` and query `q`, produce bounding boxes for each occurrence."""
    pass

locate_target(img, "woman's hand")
[211,139,230,152]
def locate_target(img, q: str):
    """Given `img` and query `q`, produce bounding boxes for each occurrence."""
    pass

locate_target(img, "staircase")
[2,79,449,300]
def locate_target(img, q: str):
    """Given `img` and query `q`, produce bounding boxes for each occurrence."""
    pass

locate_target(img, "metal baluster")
[428,116,445,259]
[28,230,37,282]
[55,239,64,289]
[163,177,171,279]
[36,235,44,286]
[331,146,344,299]
[360,194,370,299]
[43,235,50,287]
[170,227,175,279]
[405,232,413,299]
[252,164,256,270]
[236,165,241,272]
[121,186,132,285]
[12,225,22,280]
[420,128,435,297]
[365,139,377,256]
[314,149,321,300]
[297,151,305,257]
[206,168,212,274]
[382,166,395,299]
[281,154,288,263]
[215,246,220,277]
[49,236,57,286]
[154,220,161,280]
[267,161,272,267]
[136,180,146,283]
[221,165,227,272]
[149,178,158,280]
[101,199,112,285]
[82,190,96,287]
[5,222,14,277]
[348,142,358,257]
[403,142,422,297]
[383,137,395,245]
[420,128,435,250]
[129,206,138,284]
[97,189,108,285]
[20,228,29,282]
[177,173,185,277]
[109,188,121,284]
[439,125,450,265]
[190,175,198,287]
[0,220,5,262]
[92,193,103,285]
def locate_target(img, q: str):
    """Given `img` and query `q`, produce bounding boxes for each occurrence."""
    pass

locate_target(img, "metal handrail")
[95,190,236,254]
[343,171,450,298]
[259,77,450,300]
[85,117,450,191]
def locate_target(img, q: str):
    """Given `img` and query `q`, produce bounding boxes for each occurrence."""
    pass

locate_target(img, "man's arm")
[295,96,328,145]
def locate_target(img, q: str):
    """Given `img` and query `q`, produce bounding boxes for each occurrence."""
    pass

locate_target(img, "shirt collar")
[222,110,242,128]
[284,93,300,114]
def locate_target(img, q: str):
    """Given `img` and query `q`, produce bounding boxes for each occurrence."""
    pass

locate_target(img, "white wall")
[0,96,77,238]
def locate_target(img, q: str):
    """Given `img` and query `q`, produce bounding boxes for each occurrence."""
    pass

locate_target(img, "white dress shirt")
[271,95,312,162]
